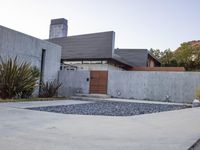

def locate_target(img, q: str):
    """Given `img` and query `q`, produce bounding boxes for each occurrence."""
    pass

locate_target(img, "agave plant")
[39,79,62,98]
[0,57,40,99]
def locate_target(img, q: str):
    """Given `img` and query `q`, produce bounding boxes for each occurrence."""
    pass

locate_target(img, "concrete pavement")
[0,99,199,150]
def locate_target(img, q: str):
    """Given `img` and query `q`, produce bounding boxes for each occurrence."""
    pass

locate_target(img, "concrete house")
[48,18,161,71]
[0,18,195,103]
[46,18,162,96]
[0,25,61,84]
[0,18,161,96]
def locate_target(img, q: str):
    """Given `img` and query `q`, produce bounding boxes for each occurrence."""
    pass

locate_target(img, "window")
[82,61,90,64]
[39,49,46,94]
[64,60,108,65]
[64,61,82,65]
[90,61,101,64]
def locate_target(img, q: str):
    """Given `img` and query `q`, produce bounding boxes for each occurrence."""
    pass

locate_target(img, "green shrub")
[0,57,40,99]
[39,79,62,98]
[196,87,200,100]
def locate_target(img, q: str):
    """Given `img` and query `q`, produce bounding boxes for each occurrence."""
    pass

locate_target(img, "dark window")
[39,49,46,94]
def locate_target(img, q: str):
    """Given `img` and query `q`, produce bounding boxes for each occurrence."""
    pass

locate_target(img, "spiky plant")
[39,79,62,98]
[0,57,40,99]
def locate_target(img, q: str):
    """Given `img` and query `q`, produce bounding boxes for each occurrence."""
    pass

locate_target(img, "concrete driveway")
[0,100,199,150]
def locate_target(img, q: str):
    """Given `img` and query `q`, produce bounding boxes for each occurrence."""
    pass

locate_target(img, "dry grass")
[196,87,200,100]
[0,97,67,103]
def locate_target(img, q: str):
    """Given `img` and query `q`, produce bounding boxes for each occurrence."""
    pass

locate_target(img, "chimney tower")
[49,18,68,39]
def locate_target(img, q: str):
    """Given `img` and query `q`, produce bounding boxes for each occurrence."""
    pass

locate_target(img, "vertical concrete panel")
[108,71,148,100]
[58,70,90,97]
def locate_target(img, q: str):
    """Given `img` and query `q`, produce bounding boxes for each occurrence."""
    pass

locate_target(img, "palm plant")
[0,57,40,99]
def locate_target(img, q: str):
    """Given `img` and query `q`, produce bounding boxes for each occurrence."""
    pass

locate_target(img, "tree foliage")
[150,40,200,71]
[174,41,200,70]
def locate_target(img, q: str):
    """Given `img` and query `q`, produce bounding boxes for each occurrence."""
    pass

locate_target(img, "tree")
[160,49,177,67]
[174,41,200,70]
[150,40,200,71]
[149,48,176,67]
[149,48,162,59]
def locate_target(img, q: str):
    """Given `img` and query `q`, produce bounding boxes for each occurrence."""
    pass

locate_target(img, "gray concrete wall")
[0,25,61,82]
[58,70,90,97]
[108,71,200,103]
[58,70,200,103]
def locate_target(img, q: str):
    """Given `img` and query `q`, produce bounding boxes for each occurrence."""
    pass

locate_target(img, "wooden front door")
[90,71,108,94]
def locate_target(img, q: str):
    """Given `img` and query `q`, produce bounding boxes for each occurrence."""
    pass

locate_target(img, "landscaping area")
[0,97,66,103]
[0,57,62,101]
[28,100,190,116]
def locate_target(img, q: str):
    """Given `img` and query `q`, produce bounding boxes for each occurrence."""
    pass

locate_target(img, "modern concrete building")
[48,18,161,71]
[0,25,61,83]
[0,18,161,97]
[0,18,190,99]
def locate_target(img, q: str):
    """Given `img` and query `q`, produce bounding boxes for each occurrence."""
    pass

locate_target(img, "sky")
[0,0,200,51]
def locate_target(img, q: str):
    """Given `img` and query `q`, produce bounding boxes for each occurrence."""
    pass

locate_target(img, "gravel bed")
[27,101,190,116]
[188,138,200,150]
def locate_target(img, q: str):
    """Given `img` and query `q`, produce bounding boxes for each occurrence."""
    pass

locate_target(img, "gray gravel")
[27,101,190,116]
[188,139,200,150]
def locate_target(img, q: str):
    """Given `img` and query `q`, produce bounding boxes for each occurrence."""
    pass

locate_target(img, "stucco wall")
[58,70,90,97]
[0,25,61,82]
[108,71,200,103]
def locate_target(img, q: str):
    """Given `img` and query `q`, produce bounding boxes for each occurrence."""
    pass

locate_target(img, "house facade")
[48,18,161,71]
[0,18,187,98]
[0,25,61,83]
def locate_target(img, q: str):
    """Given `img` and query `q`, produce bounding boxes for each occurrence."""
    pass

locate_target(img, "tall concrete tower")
[49,18,68,39]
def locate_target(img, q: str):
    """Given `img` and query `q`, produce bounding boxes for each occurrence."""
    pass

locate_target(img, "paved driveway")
[0,100,199,150]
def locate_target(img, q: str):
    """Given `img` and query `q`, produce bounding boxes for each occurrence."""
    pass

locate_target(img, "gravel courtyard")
[0,99,199,150]
[28,101,190,116]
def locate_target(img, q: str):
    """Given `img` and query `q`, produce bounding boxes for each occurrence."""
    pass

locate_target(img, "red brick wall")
[130,67,185,72]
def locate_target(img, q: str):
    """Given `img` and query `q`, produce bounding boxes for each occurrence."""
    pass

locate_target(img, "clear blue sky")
[0,0,199,51]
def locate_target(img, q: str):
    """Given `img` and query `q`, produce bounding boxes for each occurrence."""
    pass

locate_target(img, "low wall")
[58,70,90,97]
[108,71,200,103]
[58,70,200,103]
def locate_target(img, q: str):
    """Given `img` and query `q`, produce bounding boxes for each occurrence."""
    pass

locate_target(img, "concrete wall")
[58,70,200,103]
[58,70,90,97]
[108,71,200,103]
[0,25,61,82]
